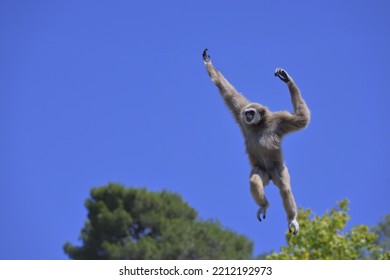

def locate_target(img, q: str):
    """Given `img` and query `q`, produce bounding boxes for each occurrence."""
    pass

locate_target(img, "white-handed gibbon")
[202,49,310,234]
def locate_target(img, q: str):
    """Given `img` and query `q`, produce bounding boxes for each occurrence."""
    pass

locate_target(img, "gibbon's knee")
[249,173,261,186]
[250,166,270,185]
[271,166,290,188]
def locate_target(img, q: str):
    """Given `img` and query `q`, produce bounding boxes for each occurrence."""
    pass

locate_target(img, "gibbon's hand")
[203,48,211,63]
[274,68,291,83]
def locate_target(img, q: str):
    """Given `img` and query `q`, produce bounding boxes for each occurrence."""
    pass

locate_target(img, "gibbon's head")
[242,103,267,125]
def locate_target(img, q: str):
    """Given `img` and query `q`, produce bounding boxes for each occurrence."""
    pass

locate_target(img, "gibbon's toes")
[256,207,267,222]
[288,219,299,235]
[202,48,211,63]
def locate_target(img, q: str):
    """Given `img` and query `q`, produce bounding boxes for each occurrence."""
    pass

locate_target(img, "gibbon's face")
[243,104,263,125]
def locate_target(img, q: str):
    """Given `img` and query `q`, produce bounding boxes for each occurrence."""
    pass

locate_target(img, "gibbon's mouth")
[245,110,256,122]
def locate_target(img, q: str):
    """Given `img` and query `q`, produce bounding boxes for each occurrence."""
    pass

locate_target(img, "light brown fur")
[203,49,310,234]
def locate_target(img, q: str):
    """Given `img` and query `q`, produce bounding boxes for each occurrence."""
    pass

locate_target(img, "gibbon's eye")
[245,110,255,117]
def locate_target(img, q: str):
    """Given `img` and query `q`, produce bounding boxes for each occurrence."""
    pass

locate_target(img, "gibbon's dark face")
[245,109,256,123]
[243,106,262,125]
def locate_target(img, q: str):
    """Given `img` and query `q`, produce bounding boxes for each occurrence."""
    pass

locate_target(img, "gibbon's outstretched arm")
[203,49,250,124]
[274,68,311,135]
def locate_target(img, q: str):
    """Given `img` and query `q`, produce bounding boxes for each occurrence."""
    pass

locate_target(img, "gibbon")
[202,49,310,234]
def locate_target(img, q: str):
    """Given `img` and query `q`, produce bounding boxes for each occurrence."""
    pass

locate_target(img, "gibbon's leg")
[272,165,299,234]
[250,167,270,222]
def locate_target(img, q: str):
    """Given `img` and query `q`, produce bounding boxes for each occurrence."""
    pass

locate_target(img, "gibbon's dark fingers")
[202,48,211,63]
[274,68,291,83]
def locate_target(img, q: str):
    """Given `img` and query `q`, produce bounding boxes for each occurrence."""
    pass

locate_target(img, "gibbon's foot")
[256,206,267,222]
[274,68,291,83]
[288,219,299,235]
[203,48,211,63]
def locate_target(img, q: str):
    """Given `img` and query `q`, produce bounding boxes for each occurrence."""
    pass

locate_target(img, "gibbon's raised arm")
[203,49,250,124]
[274,68,311,135]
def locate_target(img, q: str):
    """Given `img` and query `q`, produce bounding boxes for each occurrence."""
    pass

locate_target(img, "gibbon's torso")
[243,122,284,171]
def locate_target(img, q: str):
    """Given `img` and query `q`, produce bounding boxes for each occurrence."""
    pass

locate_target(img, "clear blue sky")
[1,0,389,259]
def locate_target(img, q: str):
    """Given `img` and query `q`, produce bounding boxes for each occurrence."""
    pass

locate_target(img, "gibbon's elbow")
[303,109,311,127]
[297,111,311,129]
[295,103,311,128]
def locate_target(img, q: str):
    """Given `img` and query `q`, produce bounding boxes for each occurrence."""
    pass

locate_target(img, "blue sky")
[1,0,389,259]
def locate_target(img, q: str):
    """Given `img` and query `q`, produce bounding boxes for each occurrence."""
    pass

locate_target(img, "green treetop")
[64,183,253,260]
[267,200,389,260]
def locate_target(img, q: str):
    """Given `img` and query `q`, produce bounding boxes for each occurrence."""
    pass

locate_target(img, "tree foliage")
[267,200,389,260]
[64,183,253,260]
[371,214,390,259]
